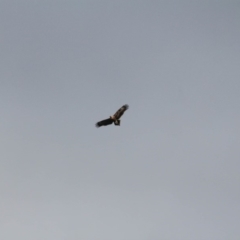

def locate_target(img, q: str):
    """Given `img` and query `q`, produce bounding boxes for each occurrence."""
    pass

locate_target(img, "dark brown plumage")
[95,104,129,128]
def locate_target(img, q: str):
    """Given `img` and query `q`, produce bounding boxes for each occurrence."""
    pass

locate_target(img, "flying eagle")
[95,104,129,127]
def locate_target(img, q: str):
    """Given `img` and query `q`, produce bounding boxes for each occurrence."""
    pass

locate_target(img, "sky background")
[1,1,240,240]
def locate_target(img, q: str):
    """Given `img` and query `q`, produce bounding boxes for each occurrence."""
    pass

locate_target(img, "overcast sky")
[1,1,240,240]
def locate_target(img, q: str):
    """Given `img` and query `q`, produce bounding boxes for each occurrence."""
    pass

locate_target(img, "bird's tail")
[114,120,120,126]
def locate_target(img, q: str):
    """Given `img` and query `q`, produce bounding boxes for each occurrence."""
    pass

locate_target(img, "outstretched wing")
[95,118,113,127]
[113,104,129,120]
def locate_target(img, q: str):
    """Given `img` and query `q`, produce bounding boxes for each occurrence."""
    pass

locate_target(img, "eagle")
[95,104,129,128]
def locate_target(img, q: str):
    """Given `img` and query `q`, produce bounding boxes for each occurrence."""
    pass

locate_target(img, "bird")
[95,104,129,128]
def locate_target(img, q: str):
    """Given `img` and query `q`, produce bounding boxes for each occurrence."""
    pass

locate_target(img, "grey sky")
[1,1,240,240]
